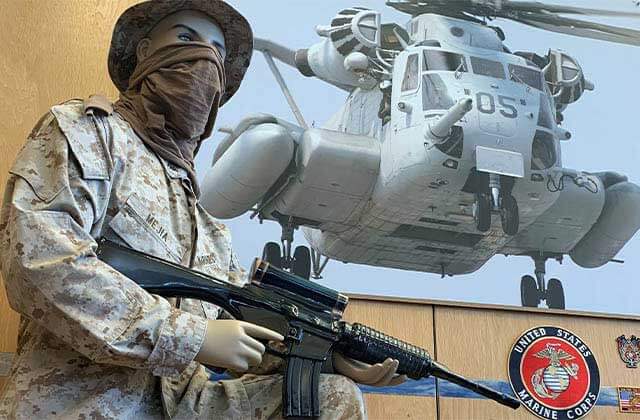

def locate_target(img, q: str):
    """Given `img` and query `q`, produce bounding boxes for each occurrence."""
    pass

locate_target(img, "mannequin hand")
[195,320,284,372]
[333,353,407,387]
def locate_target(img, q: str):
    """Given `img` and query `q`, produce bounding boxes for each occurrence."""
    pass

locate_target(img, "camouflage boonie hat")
[108,0,253,106]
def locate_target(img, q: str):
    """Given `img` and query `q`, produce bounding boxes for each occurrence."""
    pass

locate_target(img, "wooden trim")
[346,293,640,321]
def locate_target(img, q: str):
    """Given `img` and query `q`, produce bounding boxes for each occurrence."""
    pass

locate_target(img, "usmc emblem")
[616,335,640,368]
[508,326,600,420]
[531,344,579,399]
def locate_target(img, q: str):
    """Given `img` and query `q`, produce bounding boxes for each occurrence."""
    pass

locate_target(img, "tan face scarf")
[114,42,226,196]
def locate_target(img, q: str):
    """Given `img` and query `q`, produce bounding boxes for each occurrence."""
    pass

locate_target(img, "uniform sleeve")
[0,112,207,377]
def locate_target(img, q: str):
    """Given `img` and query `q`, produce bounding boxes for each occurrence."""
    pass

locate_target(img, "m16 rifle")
[96,239,520,417]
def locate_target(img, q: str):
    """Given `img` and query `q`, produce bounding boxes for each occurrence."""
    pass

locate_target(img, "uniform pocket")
[109,194,184,263]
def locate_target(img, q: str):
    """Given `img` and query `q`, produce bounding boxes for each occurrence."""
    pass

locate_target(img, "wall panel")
[343,299,437,420]
[435,306,639,419]
[438,399,621,420]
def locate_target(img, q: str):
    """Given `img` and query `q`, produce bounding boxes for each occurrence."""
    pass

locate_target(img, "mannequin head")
[136,10,226,62]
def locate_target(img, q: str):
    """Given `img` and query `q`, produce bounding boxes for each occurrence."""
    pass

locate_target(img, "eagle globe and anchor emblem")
[508,327,600,420]
[531,344,580,399]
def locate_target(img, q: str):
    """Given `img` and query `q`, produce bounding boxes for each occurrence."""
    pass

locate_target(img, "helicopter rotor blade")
[503,1,640,18]
[386,0,640,46]
[387,0,640,18]
[386,0,486,16]
[500,11,640,46]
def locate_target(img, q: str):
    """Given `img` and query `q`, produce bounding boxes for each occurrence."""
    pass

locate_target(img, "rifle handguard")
[337,322,433,380]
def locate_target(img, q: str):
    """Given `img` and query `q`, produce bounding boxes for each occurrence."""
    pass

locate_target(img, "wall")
[344,296,640,420]
[0,0,139,389]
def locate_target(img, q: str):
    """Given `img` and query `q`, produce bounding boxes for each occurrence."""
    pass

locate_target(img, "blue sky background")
[195,1,640,315]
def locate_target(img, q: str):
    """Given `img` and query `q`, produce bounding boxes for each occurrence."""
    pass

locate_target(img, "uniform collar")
[159,158,190,180]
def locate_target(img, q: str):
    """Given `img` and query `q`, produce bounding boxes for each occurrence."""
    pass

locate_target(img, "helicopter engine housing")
[265,128,381,225]
[295,40,364,89]
[200,123,295,219]
[570,181,640,268]
[543,50,593,110]
[294,7,383,90]
[407,14,504,51]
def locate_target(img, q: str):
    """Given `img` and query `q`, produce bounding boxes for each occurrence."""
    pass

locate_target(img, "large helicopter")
[201,0,640,309]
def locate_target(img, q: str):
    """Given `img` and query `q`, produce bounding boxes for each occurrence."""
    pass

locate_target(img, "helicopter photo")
[200,0,640,310]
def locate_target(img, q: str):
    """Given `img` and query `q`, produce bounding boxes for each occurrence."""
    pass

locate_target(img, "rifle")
[96,239,520,417]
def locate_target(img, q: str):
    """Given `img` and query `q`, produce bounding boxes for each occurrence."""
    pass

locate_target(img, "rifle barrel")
[430,361,521,409]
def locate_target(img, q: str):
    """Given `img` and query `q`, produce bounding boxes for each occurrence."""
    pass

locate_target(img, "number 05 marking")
[476,92,518,119]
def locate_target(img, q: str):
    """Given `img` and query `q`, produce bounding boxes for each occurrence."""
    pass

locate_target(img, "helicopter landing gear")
[261,220,313,280]
[490,173,520,236]
[520,256,565,310]
[262,241,282,268]
[547,278,565,310]
[500,194,519,236]
[473,173,519,235]
[520,275,538,307]
[292,246,311,279]
[473,192,492,232]
[310,248,330,279]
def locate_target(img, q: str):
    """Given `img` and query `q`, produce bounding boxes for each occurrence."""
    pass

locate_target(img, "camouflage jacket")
[0,100,248,418]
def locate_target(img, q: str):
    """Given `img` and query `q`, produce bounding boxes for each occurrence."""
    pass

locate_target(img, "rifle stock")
[96,239,520,416]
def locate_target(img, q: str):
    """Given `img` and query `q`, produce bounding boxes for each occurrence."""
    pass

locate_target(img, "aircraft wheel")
[473,193,492,232]
[500,194,519,236]
[521,275,539,307]
[292,246,311,280]
[262,242,282,268]
[546,278,565,310]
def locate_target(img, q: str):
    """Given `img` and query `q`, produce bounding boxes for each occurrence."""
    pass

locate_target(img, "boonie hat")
[108,0,253,105]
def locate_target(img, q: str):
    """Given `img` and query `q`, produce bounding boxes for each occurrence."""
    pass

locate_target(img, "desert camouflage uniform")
[0,100,366,419]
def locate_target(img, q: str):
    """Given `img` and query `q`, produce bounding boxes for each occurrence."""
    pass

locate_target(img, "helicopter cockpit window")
[531,130,557,170]
[537,93,555,130]
[508,64,543,91]
[401,54,420,92]
[423,50,467,72]
[417,40,442,48]
[470,57,506,79]
[423,74,455,111]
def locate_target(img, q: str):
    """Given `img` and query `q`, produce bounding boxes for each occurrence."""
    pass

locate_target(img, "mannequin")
[0,3,402,418]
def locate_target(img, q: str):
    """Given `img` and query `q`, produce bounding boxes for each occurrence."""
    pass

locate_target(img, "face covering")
[114,42,226,196]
